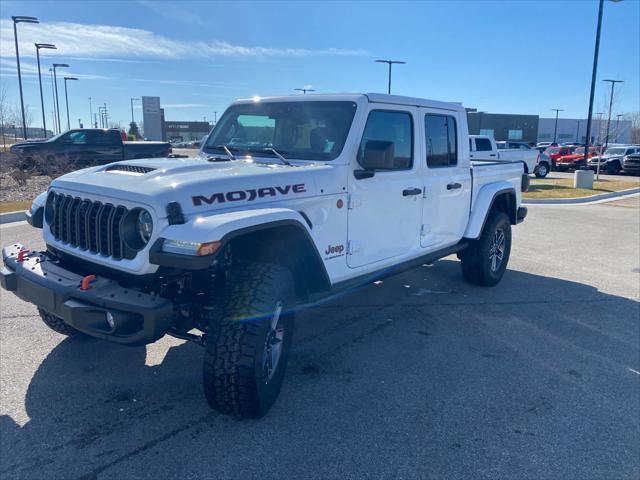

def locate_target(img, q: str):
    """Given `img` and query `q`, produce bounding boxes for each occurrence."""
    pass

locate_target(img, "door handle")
[447,182,462,190]
[402,187,422,196]
[489,154,497,157]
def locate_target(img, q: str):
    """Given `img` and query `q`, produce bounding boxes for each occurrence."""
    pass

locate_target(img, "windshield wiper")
[208,144,236,161]
[248,147,292,166]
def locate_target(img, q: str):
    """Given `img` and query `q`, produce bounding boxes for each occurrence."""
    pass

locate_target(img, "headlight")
[137,209,153,243]
[161,239,221,256]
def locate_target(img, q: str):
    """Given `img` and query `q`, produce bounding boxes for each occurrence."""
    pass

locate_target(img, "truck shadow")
[1,259,638,479]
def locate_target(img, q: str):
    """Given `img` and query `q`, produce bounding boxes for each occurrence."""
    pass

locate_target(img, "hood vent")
[105,164,156,175]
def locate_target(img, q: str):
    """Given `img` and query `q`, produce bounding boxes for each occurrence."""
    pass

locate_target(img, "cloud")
[0,19,368,61]
[0,58,110,80]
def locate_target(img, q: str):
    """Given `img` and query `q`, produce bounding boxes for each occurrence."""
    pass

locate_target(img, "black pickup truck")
[10,129,172,169]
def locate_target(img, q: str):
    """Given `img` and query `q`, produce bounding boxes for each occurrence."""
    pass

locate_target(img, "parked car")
[544,145,577,168]
[622,152,640,176]
[9,129,172,170]
[555,146,599,171]
[2,93,528,419]
[588,145,640,174]
[470,135,548,177]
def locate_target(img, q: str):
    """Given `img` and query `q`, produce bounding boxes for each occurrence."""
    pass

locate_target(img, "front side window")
[204,101,357,161]
[358,110,414,170]
[425,114,457,168]
[63,131,88,144]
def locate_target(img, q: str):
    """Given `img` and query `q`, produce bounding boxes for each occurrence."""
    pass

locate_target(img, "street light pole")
[551,109,564,143]
[602,79,623,149]
[615,114,623,141]
[35,43,56,138]
[130,97,139,124]
[583,0,623,170]
[294,88,315,94]
[12,16,40,139]
[375,59,406,94]
[52,63,70,132]
[89,97,93,127]
[49,68,57,133]
[63,77,78,131]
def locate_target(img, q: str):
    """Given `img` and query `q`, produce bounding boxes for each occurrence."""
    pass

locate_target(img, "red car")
[555,146,599,171]
[544,146,577,167]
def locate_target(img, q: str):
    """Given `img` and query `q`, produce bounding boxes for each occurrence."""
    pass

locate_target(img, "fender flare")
[464,182,516,240]
[151,207,331,292]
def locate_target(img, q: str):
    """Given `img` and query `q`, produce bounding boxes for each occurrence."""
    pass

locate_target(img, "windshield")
[204,101,357,161]
[604,147,626,155]
[546,147,559,154]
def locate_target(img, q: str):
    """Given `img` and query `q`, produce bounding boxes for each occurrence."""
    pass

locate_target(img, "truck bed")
[470,160,525,212]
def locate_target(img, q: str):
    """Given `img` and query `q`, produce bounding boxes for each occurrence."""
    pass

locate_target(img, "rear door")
[420,109,472,248]
[89,130,123,164]
[347,107,422,268]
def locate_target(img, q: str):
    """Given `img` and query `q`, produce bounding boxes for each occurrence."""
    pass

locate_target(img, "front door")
[347,108,422,268]
[420,109,472,248]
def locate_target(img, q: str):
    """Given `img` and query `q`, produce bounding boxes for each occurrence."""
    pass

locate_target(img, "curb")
[0,210,26,225]
[523,187,640,205]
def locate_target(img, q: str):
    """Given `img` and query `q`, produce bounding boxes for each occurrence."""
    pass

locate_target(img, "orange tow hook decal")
[80,275,96,291]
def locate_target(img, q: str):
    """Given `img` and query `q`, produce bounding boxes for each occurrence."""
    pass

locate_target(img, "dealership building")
[163,121,212,142]
[467,109,632,144]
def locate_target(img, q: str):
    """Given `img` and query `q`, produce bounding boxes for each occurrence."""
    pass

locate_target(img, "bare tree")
[630,112,640,144]
[0,84,8,149]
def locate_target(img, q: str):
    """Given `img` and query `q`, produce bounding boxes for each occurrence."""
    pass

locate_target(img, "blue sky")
[1,0,638,130]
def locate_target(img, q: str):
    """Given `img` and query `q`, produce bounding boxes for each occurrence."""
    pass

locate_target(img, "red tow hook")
[80,275,96,291]
[17,249,30,262]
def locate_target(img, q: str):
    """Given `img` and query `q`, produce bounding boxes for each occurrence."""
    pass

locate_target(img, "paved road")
[1,201,638,479]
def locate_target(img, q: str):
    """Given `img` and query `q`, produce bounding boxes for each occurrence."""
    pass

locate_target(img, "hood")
[50,157,329,218]
[589,154,621,163]
[10,139,49,148]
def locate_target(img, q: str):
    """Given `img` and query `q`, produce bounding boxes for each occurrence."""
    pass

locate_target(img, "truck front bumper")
[0,243,174,346]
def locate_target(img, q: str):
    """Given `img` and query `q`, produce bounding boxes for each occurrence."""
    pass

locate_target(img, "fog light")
[106,312,115,330]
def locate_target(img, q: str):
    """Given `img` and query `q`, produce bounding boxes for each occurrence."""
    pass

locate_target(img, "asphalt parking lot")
[1,198,639,479]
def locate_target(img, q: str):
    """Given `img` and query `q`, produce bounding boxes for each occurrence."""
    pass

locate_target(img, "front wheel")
[535,162,550,178]
[202,262,295,419]
[460,210,512,286]
[607,162,621,175]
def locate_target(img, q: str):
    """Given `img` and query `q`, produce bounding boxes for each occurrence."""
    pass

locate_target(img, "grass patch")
[524,177,640,199]
[0,200,31,214]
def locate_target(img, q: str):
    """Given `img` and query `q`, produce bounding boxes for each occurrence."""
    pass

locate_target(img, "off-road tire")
[203,262,295,419]
[38,308,85,336]
[460,210,511,286]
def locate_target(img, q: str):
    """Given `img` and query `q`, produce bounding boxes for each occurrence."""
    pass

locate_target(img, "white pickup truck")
[469,135,549,177]
[1,93,528,418]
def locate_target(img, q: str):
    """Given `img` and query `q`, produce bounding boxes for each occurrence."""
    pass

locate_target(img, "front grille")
[47,192,130,260]
[105,164,156,175]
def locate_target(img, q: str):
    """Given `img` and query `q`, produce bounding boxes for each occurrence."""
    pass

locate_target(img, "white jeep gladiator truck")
[1,93,528,418]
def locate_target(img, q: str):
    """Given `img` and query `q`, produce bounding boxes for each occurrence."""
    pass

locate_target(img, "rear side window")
[91,131,120,145]
[425,114,457,167]
[358,110,413,170]
[475,138,493,152]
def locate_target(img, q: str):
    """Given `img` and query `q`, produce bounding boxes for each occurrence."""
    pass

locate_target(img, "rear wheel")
[460,210,512,286]
[202,262,295,419]
[38,308,85,337]
[535,162,549,178]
